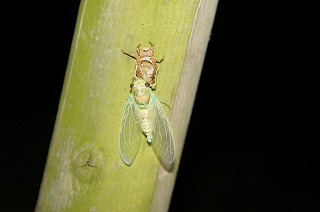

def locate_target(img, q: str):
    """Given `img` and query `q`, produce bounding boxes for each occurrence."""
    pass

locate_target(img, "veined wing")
[119,94,142,165]
[150,93,176,166]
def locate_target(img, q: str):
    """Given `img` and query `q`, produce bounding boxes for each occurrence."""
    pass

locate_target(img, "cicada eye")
[145,82,150,87]
[130,83,134,88]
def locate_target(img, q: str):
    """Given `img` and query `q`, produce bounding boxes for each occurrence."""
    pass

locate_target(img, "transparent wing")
[119,95,142,165]
[150,93,176,166]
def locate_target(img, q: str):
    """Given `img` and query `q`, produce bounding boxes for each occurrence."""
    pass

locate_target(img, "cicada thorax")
[135,56,158,89]
[131,78,157,142]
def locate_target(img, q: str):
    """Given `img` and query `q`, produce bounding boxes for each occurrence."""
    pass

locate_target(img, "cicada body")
[121,42,164,89]
[119,78,175,166]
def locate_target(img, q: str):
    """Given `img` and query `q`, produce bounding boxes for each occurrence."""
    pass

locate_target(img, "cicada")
[119,78,175,166]
[121,41,164,90]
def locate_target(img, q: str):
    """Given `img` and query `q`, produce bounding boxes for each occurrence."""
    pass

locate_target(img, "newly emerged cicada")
[119,78,175,166]
[121,41,164,90]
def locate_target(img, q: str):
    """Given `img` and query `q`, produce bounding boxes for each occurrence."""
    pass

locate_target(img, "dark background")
[2,0,319,211]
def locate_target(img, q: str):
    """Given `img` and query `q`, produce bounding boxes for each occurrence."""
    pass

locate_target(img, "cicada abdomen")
[119,78,175,167]
[121,41,164,89]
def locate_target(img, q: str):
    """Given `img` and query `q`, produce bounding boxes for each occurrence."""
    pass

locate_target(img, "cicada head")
[137,45,154,58]
[131,78,151,107]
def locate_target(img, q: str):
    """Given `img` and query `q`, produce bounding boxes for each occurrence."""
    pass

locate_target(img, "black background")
[2,0,319,211]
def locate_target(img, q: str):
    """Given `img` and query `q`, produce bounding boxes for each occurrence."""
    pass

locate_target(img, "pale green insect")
[119,78,175,166]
